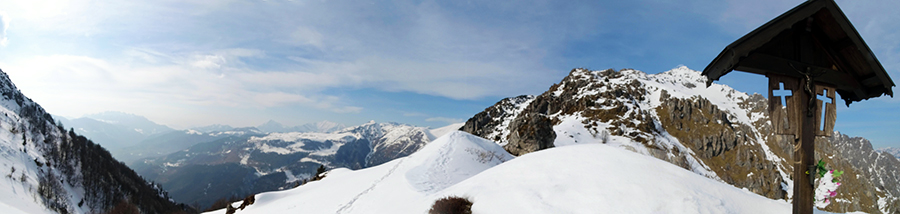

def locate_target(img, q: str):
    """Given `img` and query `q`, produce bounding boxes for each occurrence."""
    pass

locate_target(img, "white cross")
[817,92,833,131]
[773,82,792,108]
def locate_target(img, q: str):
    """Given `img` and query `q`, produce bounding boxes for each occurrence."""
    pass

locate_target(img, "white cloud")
[287,26,325,48]
[0,11,9,46]
[191,55,226,69]
[2,51,364,124]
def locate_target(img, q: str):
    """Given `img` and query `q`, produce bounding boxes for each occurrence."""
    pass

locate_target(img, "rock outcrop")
[504,112,556,156]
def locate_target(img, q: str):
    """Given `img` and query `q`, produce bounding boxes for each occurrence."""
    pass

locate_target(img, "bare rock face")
[656,90,786,200]
[460,95,535,145]
[504,113,556,156]
[817,133,900,213]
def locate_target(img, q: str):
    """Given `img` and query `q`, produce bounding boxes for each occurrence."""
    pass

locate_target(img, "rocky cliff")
[461,66,898,213]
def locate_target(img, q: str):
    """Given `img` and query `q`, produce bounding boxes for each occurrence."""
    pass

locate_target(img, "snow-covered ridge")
[205,131,851,214]
[428,122,464,139]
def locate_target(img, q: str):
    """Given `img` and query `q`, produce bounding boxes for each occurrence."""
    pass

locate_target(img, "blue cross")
[817,92,833,130]
[772,82,792,108]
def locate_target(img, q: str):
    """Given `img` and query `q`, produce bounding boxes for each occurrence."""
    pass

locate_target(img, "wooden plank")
[768,74,800,138]
[817,85,837,136]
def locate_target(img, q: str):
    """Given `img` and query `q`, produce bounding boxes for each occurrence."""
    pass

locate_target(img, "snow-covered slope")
[428,122,464,139]
[205,131,858,214]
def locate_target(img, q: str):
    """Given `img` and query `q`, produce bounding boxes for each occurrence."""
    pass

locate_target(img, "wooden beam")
[861,75,882,87]
[735,53,864,94]
[794,78,816,214]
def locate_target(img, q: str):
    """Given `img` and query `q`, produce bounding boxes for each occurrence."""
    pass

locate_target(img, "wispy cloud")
[0,11,9,46]
[3,51,363,116]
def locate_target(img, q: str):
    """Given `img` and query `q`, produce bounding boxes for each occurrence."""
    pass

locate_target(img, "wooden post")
[793,78,815,214]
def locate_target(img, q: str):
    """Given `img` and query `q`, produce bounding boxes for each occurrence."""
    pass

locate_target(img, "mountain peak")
[83,111,145,122]
[261,119,282,126]
[63,111,174,150]
[257,120,286,132]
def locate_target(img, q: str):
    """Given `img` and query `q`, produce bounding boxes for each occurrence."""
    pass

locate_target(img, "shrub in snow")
[429,196,473,214]
[312,165,327,181]
[238,194,255,210]
[225,203,237,214]
[813,160,843,208]
[205,196,240,212]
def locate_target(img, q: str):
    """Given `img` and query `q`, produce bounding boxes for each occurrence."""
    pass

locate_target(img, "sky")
[0,0,897,148]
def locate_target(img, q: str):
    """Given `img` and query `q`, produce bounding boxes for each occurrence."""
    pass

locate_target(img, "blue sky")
[0,0,898,148]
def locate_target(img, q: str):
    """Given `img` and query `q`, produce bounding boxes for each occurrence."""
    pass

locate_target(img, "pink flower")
[836,182,841,186]
[824,198,830,204]
[829,191,837,197]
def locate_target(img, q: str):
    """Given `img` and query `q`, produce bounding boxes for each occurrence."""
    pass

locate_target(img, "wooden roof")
[702,0,894,105]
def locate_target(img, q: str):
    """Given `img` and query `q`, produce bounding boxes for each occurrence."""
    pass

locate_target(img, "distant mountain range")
[132,121,444,209]
[53,110,463,210]
[878,147,900,159]
[57,113,353,165]
[254,120,347,133]
[54,112,174,152]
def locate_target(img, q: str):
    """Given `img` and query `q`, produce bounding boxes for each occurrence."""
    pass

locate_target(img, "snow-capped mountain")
[203,131,848,214]
[296,120,346,133]
[876,147,900,159]
[133,121,432,209]
[256,120,347,133]
[190,124,235,133]
[461,66,898,213]
[114,128,246,166]
[0,69,192,214]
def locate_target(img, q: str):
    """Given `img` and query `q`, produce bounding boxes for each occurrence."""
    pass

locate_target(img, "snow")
[204,131,860,214]
[0,200,32,214]
[405,131,512,193]
[252,132,357,143]
[428,123,464,139]
[0,94,88,214]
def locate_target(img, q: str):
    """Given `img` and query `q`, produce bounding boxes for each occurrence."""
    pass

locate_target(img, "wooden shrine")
[701,0,894,213]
